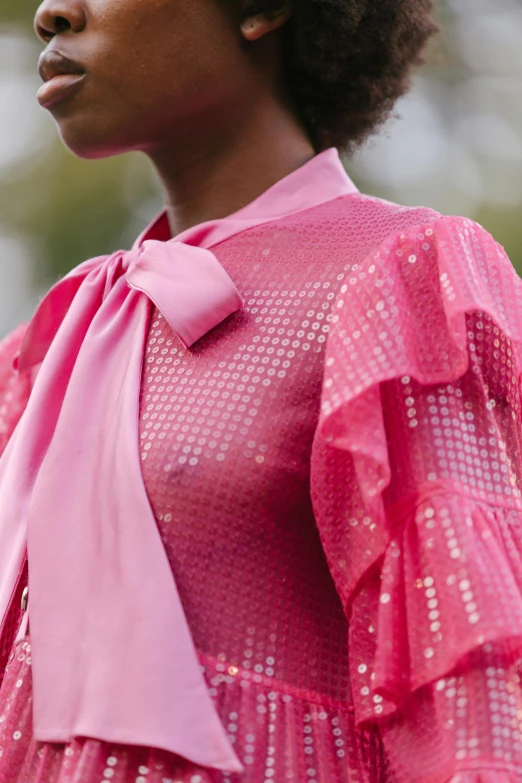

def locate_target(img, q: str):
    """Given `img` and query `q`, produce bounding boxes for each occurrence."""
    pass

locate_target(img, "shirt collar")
[134,148,358,251]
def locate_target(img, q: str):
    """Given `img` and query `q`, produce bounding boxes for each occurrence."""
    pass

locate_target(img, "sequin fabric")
[1,196,522,783]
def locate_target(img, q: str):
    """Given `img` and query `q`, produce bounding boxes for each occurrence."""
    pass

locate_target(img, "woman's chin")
[56,120,130,160]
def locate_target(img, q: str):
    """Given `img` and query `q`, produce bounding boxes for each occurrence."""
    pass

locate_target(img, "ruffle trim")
[350,493,522,722]
[0,324,31,685]
[0,640,384,783]
[311,215,522,724]
[0,323,31,453]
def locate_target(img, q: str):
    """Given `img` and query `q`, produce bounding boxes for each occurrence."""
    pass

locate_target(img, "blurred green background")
[1,0,521,336]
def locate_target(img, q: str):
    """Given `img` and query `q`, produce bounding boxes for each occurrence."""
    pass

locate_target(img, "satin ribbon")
[0,147,359,769]
[0,239,243,771]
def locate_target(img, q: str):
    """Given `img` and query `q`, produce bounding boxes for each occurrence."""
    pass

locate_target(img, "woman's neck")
[146,97,316,238]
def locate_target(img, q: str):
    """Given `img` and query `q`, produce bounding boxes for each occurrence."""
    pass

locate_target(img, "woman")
[1,0,522,782]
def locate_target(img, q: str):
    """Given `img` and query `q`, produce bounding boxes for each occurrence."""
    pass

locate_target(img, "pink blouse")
[1,150,522,783]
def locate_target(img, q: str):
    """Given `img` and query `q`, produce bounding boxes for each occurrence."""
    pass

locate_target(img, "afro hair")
[246,0,439,152]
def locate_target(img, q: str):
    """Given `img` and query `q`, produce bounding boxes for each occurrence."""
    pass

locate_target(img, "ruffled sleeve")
[311,215,522,783]
[0,323,31,458]
[0,323,31,682]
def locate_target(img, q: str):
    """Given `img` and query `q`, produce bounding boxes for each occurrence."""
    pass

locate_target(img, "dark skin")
[34,0,315,238]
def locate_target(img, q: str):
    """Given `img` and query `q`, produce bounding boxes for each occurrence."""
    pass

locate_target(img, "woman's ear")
[240,3,292,41]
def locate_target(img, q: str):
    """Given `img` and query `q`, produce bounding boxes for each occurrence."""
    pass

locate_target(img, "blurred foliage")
[0,0,521,334]
[0,0,31,22]
[0,146,156,283]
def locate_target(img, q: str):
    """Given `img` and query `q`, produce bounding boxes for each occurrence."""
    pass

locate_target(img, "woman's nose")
[34,0,87,43]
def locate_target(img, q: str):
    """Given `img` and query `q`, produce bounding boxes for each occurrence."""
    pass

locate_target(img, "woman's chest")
[137,244,350,679]
[138,239,344,541]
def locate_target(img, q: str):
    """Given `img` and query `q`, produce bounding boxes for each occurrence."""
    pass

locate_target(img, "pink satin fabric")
[0,150,357,770]
[2,243,244,773]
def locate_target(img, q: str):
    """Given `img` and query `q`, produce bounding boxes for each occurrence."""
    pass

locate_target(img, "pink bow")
[0,240,243,772]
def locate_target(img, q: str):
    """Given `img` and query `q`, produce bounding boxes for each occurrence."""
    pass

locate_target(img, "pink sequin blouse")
[1,152,522,783]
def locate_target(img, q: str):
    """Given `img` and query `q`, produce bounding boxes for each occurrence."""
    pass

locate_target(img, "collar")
[134,147,358,251]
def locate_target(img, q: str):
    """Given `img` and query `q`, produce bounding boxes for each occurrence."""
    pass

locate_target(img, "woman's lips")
[37,50,86,109]
[37,73,86,108]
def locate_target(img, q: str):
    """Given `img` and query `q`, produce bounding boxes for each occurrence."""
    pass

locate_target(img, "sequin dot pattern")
[2,197,522,783]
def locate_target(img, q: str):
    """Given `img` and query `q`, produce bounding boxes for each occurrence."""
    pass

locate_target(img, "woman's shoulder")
[317,189,507,258]
[311,191,521,305]
[315,204,522,491]
[279,191,521,319]
[278,189,492,275]
[0,323,32,457]
[320,202,522,401]
[337,198,521,321]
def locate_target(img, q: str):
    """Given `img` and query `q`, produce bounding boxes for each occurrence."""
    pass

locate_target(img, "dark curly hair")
[246,0,439,153]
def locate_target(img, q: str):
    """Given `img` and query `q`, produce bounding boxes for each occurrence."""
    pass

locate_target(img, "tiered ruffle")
[312,216,522,782]
[0,639,384,783]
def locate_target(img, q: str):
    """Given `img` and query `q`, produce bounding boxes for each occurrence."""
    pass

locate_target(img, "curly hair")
[246,0,439,153]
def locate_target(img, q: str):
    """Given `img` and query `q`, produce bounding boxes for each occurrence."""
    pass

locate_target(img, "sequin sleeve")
[0,323,31,682]
[0,324,31,458]
[311,215,522,782]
